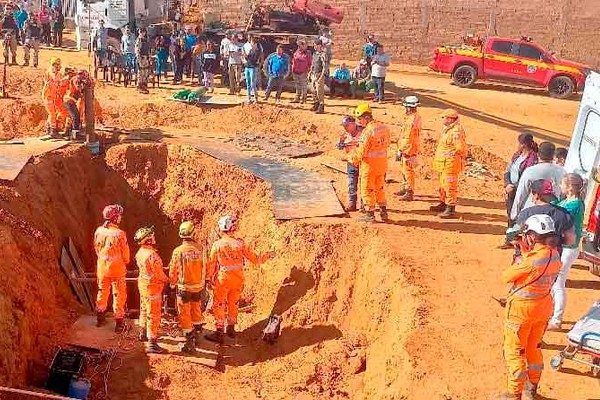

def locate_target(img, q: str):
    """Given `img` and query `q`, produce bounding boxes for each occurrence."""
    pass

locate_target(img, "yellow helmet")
[441,108,459,119]
[354,103,372,118]
[179,221,195,239]
[134,226,155,244]
[50,57,61,66]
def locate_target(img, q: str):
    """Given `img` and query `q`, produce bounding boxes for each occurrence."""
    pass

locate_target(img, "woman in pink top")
[290,39,312,104]
[37,4,51,44]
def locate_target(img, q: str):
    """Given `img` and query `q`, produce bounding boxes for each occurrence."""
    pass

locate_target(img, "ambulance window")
[518,44,543,60]
[578,111,600,173]
[491,40,513,54]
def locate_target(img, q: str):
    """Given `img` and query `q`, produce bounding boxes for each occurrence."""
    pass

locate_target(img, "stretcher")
[550,300,600,377]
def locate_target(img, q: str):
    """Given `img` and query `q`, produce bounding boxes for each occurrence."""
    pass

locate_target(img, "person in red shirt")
[290,39,312,104]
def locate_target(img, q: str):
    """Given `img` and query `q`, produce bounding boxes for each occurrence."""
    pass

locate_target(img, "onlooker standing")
[92,20,109,68]
[22,14,41,67]
[363,34,378,65]
[319,27,333,76]
[14,5,27,44]
[227,34,243,94]
[169,36,185,84]
[121,25,137,74]
[51,7,64,47]
[0,9,18,64]
[554,147,568,166]
[135,28,151,94]
[242,36,261,103]
[37,3,51,45]
[329,62,351,97]
[371,44,390,102]
[191,40,205,84]
[263,45,290,103]
[201,40,219,92]
[309,39,327,114]
[219,31,231,86]
[182,25,197,78]
[350,59,372,98]
[153,35,168,81]
[290,39,311,103]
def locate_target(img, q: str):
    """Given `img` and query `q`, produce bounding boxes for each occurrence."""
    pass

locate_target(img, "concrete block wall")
[191,0,600,68]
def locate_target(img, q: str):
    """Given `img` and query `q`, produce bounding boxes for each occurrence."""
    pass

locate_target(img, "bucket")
[86,141,100,155]
[68,377,91,399]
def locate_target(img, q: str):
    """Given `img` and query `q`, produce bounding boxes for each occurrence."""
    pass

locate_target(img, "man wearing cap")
[363,34,378,65]
[430,109,468,218]
[349,59,372,98]
[510,142,565,221]
[309,39,327,114]
[395,96,421,201]
[337,115,364,211]
[290,39,312,104]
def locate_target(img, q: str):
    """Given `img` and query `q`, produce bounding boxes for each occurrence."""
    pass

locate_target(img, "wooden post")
[83,84,96,143]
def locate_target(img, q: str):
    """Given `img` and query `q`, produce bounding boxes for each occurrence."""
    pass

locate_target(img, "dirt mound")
[0,99,47,139]
[4,67,45,98]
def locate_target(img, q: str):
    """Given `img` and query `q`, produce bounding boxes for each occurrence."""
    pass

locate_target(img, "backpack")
[262,314,282,344]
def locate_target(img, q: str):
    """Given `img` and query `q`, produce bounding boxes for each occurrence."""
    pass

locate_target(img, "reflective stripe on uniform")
[364,149,387,158]
[179,283,204,290]
[147,293,162,300]
[528,363,544,371]
[511,290,546,299]
[532,255,561,267]
[220,264,244,272]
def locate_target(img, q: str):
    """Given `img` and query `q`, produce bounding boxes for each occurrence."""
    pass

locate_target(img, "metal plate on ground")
[177,138,345,220]
[67,315,125,351]
[234,133,322,159]
[0,138,69,181]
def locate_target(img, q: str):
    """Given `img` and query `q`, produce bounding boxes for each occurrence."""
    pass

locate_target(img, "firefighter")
[94,204,130,333]
[430,109,468,218]
[41,57,68,138]
[63,72,85,139]
[134,226,168,354]
[500,214,562,400]
[205,215,274,344]
[395,95,421,201]
[168,221,205,354]
[351,103,392,223]
[337,115,364,211]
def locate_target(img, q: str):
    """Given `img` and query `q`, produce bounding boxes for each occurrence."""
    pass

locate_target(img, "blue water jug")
[68,377,91,399]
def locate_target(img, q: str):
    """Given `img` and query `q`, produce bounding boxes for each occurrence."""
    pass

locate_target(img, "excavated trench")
[0,143,419,399]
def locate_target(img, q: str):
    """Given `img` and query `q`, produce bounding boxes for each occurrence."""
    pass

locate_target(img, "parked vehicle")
[564,71,600,276]
[429,36,592,98]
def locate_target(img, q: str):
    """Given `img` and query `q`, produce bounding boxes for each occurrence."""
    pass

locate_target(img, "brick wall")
[191,0,600,68]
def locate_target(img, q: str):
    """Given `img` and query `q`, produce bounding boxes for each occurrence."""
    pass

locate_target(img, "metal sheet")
[177,138,345,220]
[0,138,69,181]
[234,133,322,158]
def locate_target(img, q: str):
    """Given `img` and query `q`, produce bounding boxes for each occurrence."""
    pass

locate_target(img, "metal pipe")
[0,386,79,400]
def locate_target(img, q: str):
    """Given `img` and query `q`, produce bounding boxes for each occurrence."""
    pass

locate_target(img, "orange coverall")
[169,240,205,334]
[351,121,391,210]
[207,234,270,329]
[501,243,561,395]
[432,120,467,206]
[41,69,68,130]
[94,223,131,319]
[136,245,168,339]
[397,112,422,192]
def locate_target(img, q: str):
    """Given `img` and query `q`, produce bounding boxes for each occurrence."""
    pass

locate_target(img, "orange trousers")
[503,298,551,395]
[400,157,416,191]
[213,283,242,329]
[359,165,386,210]
[96,277,127,319]
[139,295,162,339]
[45,100,68,130]
[438,172,458,206]
[177,292,203,334]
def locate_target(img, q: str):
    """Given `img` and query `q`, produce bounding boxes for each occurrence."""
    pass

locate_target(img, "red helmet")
[102,204,124,221]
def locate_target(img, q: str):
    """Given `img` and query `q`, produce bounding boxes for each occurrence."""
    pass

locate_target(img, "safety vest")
[353,121,391,166]
[208,235,267,286]
[398,112,421,157]
[136,245,167,299]
[94,223,130,279]
[169,241,204,292]
[41,69,65,103]
[508,244,562,300]
[432,120,467,173]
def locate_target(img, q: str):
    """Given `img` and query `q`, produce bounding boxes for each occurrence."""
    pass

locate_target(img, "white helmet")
[523,214,555,235]
[218,215,237,232]
[403,95,420,108]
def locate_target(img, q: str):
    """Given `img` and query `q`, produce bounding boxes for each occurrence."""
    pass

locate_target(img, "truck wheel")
[452,65,477,88]
[548,76,575,98]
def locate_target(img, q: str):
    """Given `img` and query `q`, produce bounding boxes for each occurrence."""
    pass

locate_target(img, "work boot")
[138,328,148,342]
[310,102,319,111]
[193,324,204,345]
[49,128,60,139]
[346,200,358,212]
[315,103,324,114]
[226,324,236,339]
[205,328,225,344]
[429,202,446,212]
[146,339,167,354]
[22,61,29,67]
[11,57,17,65]
[394,187,407,197]
[114,318,125,334]
[71,129,80,141]
[522,383,538,400]
[96,311,106,327]
[181,331,196,354]
[358,210,375,224]
[398,190,414,201]
[379,206,389,222]
[438,205,456,219]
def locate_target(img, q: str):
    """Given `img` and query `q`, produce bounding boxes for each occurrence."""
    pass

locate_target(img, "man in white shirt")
[227,34,243,94]
[370,44,390,102]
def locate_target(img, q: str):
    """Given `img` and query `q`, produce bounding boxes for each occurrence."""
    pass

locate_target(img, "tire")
[452,65,477,88]
[590,263,600,277]
[548,76,575,98]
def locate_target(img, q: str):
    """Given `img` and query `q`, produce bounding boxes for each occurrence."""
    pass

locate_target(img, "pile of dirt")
[0,99,47,139]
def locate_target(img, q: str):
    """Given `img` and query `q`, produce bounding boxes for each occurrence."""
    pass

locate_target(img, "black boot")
[226,324,236,339]
[379,206,389,222]
[181,331,195,354]
[310,102,319,111]
[114,318,125,334]
[205,328,225,344]
[346,199,358,212]
[138,328,148,342]
[315,103,324,114]
[358,210,375,223]
[96,311,106,327]
[146,339,167,354]
[429,202,446,212]
[193,324,204,345]
[438,205,456,219]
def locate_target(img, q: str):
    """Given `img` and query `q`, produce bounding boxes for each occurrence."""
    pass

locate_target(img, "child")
[548,173,585,330]
[554,147,568,166]
[201,40,219,93]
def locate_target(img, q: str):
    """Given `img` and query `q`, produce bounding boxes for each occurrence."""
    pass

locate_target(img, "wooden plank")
[60,247,90,308]
[320,159,348,174]
[68,238,95,311]
[66,315,125,351]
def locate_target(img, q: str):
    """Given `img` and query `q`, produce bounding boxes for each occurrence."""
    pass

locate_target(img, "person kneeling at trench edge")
[169,221,206,354]
[94,204,130,333]
[134,226,168,354]
[205,215,275,344]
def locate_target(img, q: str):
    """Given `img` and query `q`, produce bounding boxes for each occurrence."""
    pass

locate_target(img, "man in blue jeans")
[371,44,390,102]
[242,36,261,103]
[337,115,364,211]
[263,45,290,103]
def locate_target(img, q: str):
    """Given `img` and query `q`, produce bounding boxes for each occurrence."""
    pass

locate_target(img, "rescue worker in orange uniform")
[336,115,363,211]
[41,57,69,138]
[500,214,562,400]
[205,215,274,344]
[168,221,205,354]
[395,95,421,201]
[351,103,392,223]
[63,73,85,139]
[94,204,130,333]
[430,109,468,218]
[134,226,168,354]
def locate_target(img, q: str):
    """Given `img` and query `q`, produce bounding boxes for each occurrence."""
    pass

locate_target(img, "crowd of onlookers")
[1,0,65,66]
